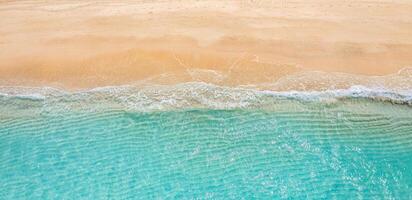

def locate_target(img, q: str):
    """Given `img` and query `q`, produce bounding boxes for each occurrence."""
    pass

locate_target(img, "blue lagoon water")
[1,83,412,199]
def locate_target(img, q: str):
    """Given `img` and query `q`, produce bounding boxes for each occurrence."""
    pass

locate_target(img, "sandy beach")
[2,2,412,198]
[1,0,412,90]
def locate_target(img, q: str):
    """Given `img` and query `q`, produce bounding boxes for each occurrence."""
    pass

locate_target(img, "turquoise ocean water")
[1,83,412,199]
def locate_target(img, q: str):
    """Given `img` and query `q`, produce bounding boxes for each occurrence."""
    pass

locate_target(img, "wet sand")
[1,0,412,90]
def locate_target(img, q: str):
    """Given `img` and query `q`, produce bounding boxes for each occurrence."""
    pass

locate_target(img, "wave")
[0,83,411,113]
[0,68,411,111]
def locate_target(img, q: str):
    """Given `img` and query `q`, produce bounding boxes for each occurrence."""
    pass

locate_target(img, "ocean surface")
[1,83,412,199]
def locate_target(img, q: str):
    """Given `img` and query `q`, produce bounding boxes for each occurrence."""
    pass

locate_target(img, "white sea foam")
[0,82,411,114]
[1,68,411,111]
[261,85,412,103]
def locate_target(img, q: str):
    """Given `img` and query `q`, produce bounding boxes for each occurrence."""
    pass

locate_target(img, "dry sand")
[1,0,412,90]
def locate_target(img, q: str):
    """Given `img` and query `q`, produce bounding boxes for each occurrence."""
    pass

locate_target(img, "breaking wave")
[0,68,411,112]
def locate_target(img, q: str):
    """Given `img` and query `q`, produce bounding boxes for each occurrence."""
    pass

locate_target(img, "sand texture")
[1,0,412,89]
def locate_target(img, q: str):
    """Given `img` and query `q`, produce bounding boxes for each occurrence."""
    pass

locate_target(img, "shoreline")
[1,66,411,92]
[1,80,412,110]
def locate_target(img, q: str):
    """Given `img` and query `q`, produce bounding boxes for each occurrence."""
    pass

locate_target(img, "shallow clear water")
[1,85,412,199]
